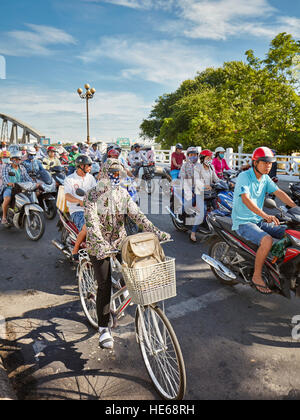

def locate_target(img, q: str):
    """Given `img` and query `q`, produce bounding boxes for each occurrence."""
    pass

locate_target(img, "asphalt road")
[1,188,300,400]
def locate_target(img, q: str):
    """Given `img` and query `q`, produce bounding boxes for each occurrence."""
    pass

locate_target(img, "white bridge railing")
[154,147,300,181]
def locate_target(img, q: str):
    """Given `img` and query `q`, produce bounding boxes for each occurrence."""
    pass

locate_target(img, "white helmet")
[10,151,22,159]
[215,147,225,154]
[27,146,36,155]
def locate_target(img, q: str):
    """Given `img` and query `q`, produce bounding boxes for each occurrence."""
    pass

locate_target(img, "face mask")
[219,154,224,159]
[108,173,120,186]
[188,156,198,164]
[205,159,212,166]
[28,154,34,161]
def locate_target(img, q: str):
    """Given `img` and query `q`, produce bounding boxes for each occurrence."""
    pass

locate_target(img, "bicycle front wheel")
[78,259,98,329]
[135,305,186,400]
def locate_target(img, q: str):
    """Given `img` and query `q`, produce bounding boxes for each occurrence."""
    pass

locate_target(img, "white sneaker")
[99,328,114,350]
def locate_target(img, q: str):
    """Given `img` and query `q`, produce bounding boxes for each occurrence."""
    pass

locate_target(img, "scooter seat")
[215,215,259,252]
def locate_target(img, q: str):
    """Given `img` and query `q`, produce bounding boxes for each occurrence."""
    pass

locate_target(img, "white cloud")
[0,24,76,57]
[85,0,175,10]
[0,85,151,142]
[96,0,300,41]
[80,37,219,86]
[177,0,300,40]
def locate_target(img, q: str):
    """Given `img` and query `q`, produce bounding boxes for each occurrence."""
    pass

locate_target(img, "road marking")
[166,288,234,320]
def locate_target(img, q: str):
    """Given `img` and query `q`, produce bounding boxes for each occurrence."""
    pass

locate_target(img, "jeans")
[3,187,12,198]
[192,201,207,233]
[71,211,85,232]
[236,221,286,246]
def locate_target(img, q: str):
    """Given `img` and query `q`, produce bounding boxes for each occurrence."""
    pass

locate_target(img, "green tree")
[140,33,300,154]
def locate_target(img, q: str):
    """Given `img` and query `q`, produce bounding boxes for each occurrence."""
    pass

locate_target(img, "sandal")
[251,280,272,295]
[189,233,197,243]
[99,328,114,350]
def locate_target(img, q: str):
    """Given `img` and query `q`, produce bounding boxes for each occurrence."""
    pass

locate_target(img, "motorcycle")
[0,180,45,241]
[201,199,300,299]
[138,162,156,194]
[289,181,300,206]
[166,182,217,236]
[27,168,58,221]
[52,190,83,262]
[37,178,57,220]
[166,179,234,235]
[50,165,66,188]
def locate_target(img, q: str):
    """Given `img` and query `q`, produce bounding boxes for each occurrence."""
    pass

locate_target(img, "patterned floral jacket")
[84,159,170,260]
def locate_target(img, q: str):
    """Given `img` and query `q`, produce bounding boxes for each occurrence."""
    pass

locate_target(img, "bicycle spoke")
[136,305,185,400]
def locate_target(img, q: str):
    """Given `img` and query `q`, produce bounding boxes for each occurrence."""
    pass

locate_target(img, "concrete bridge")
[0,113,45,144]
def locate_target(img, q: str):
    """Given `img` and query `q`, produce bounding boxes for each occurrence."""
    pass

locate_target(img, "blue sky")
[0,0,299,143]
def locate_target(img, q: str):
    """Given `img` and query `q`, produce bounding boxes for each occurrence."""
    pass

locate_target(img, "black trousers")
[90,254,122,328]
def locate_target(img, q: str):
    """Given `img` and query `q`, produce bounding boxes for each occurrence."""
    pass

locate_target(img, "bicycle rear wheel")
[78,259,98,329]
[135,305,186,400]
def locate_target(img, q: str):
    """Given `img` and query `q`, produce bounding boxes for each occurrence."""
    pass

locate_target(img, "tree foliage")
[140,33,300,154]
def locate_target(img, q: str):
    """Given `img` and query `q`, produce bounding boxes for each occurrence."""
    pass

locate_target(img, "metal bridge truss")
[0,113,45,144]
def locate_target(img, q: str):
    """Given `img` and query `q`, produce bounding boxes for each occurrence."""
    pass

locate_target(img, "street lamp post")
[77,83,96,145]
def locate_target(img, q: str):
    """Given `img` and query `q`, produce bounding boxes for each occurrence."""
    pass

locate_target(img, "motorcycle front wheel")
[44,199,57,220]
[209,238,239,286]
[24,211,46,241]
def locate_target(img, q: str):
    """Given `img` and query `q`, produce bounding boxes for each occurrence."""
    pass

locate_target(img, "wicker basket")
[122,257,176,306]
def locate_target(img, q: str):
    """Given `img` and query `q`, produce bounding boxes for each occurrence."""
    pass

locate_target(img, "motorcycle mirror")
[264,198,278,209]
[76,188,85,197]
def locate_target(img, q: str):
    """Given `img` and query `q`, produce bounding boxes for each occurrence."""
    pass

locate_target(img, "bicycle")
[77,243,186,400]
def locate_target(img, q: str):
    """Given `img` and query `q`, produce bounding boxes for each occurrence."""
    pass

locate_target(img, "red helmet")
[200,149,213,157]
[107,149,120,159]
[252,147,276,163]
[47,146,56,153]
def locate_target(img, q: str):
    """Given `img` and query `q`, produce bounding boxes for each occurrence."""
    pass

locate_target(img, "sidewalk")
[0,356,16,400]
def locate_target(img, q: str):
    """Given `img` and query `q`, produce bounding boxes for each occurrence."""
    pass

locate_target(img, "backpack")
[121,232,166,269]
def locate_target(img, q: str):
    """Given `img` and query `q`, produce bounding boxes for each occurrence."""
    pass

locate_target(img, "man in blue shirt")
[1,151,39,225]
[232,147,296,293]
[23,146,52,185]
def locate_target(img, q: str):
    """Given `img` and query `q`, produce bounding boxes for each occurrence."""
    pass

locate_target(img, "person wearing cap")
[128,143,147,177]
[177,147,206,242]
[43,146,61,170]
[34,143,46,160]
[64,154,97,260]
[0,140,8,151]
[84,158,170,350]
[0,151,11,197]
[1,151,36,225]
[232,146,297,293]
[89,143,102,162]
[21,145,28,161]
[170,143,186,180]
[80,144,90,156]
[212,147,230,179]
[23,146,52,185]
[68,145,80,175]
[198,149,219,189]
